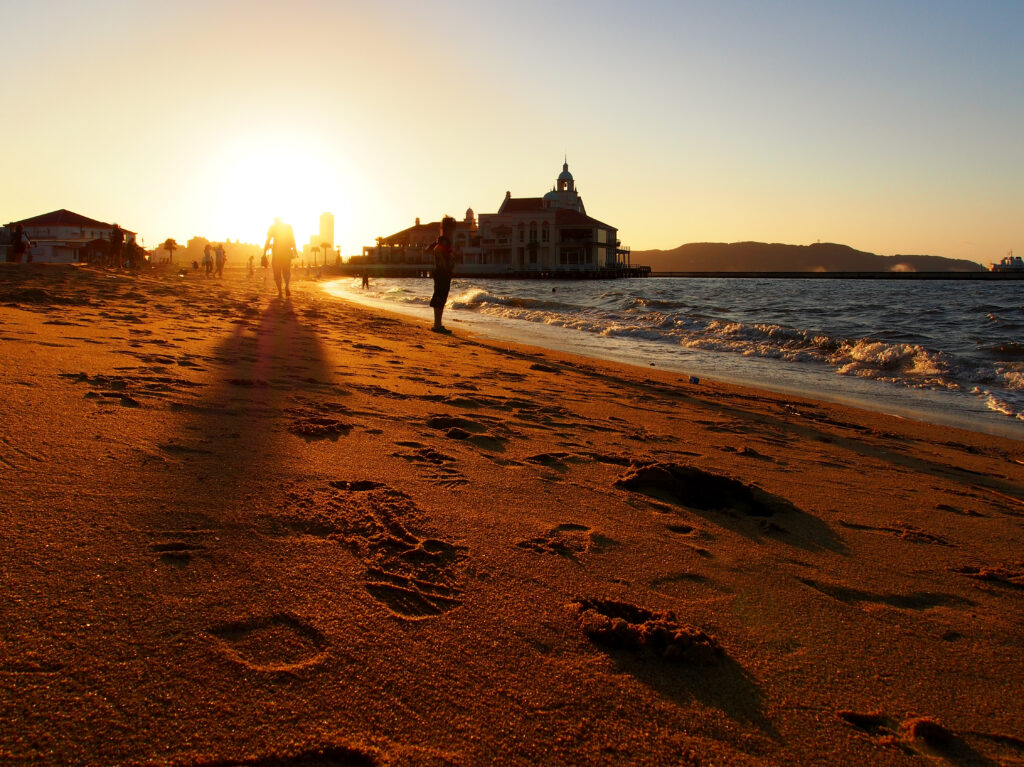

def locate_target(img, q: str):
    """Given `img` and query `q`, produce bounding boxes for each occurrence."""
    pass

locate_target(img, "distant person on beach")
[361,267,369,289]
[426,216,457,333]
[214,243,226,278]
[7,224,33,263]
[202,244,213,276]
[109,224,124,268]
[263,216,297,299]
[247,254,255,279]
[192,260,199,272]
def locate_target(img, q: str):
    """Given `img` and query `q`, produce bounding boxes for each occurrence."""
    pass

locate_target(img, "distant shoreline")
[651,270,1020,280]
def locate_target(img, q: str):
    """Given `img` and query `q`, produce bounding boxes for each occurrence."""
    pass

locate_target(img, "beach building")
[360,211,479,268]
[2,209,137,264]
[358,162,640,277]
[302,212,336,265]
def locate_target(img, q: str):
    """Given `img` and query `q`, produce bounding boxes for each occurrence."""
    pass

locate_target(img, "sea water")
[323,276,1024,440]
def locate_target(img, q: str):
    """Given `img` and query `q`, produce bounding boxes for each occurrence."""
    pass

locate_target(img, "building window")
[518,223,525,243]
[542,222,549,242]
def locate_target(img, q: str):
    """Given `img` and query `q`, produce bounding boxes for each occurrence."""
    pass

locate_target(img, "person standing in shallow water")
[427,216,457,333]
[263,217,297,299]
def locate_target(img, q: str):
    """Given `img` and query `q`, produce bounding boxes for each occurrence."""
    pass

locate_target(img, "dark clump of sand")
[572,597,722,663]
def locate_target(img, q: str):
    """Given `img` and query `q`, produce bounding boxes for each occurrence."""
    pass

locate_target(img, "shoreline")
[2,263,1023,765]
[323,277,1024,442]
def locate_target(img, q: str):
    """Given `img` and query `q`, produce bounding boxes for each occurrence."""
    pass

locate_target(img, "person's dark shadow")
[148,299,338,532]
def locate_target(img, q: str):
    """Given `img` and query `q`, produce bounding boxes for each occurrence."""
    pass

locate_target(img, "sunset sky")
[4,0,1021,264]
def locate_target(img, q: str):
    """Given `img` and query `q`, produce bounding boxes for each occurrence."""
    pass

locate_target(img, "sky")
[3,0,1022,265]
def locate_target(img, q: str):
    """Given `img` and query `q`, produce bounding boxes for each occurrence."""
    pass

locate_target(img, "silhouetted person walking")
[427,216,457,333]
[264,217,297,299]
[7,224,33,263]
[214,242,226,278]
[202,244,213,276]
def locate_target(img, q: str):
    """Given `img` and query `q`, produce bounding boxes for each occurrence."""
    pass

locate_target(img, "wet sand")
[1,263,1023,765]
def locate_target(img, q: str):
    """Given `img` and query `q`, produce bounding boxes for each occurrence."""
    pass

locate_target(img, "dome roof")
[558,162,573,182]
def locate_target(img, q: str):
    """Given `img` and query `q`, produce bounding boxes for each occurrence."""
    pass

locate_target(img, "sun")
[206,131,354,247]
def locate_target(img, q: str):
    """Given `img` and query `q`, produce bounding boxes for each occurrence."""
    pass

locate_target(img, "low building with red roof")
[2,209,137,264]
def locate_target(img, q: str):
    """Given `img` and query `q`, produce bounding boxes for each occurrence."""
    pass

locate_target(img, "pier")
[651,270,1022,280]
[330,264,652,280]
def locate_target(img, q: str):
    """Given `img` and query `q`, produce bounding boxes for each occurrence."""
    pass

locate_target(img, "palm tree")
[311,245,320,267]
[161,238,178,264]
[321,242,332,268]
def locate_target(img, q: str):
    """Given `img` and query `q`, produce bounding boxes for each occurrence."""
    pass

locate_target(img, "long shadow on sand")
[147,298,338,530]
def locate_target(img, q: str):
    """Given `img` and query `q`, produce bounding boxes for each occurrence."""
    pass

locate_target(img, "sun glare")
[207,132,353,247]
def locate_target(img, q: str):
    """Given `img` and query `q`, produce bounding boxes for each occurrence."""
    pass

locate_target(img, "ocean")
[323,275,1024,440]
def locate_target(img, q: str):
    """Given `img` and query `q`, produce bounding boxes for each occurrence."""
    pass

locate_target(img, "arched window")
[518,222,525,243]
[529,221,537,243]
[542,221,550,243]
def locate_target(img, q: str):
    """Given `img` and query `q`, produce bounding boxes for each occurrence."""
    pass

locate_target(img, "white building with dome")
[360,161,636,276]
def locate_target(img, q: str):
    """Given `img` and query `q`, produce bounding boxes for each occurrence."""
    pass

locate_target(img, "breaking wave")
[326,275,1024,433]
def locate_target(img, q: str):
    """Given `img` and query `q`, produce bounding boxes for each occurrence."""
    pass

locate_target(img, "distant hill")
[631,242,984,273]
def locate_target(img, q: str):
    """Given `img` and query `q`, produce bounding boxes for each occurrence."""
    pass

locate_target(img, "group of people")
[201,242,228,278]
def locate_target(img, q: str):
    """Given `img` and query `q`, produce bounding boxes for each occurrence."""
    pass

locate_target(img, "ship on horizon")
[990,250,1023,272]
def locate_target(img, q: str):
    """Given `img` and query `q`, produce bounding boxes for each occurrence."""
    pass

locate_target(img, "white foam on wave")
[322,275,1024,433]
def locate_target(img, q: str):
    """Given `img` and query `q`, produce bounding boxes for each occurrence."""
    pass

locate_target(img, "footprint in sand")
[210,613,327,673]
[392,442,468,488]
[838,711,1024,765]
[287,415,353,440]
[61,370,205,408]
[194,745,379,766]
[797,577,972,611]
[650,572,724,599]
[950,563,1024,590]
[517,524,617,560]
[260,481,467,620]
[524,452,587,473]
[838,519,952,546]
[425,414,510,452]
[150,539,206,566]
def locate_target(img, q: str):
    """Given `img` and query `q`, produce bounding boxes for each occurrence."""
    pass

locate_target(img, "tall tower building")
[319,212,334,249]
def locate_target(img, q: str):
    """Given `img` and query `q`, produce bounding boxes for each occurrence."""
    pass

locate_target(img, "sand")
[1,263,1022,766]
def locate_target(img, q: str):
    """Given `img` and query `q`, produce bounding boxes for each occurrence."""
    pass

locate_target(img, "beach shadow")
[149,299,337,528]
[613,650,777,737]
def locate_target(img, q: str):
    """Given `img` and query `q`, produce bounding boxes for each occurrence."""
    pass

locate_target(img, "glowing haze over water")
[4,0,1022,263]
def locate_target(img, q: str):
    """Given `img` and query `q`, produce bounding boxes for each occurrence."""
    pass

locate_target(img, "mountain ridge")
[630,242,984,273]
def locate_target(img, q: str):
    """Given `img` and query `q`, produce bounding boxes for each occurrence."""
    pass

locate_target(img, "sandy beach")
[1,263,1023,766]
